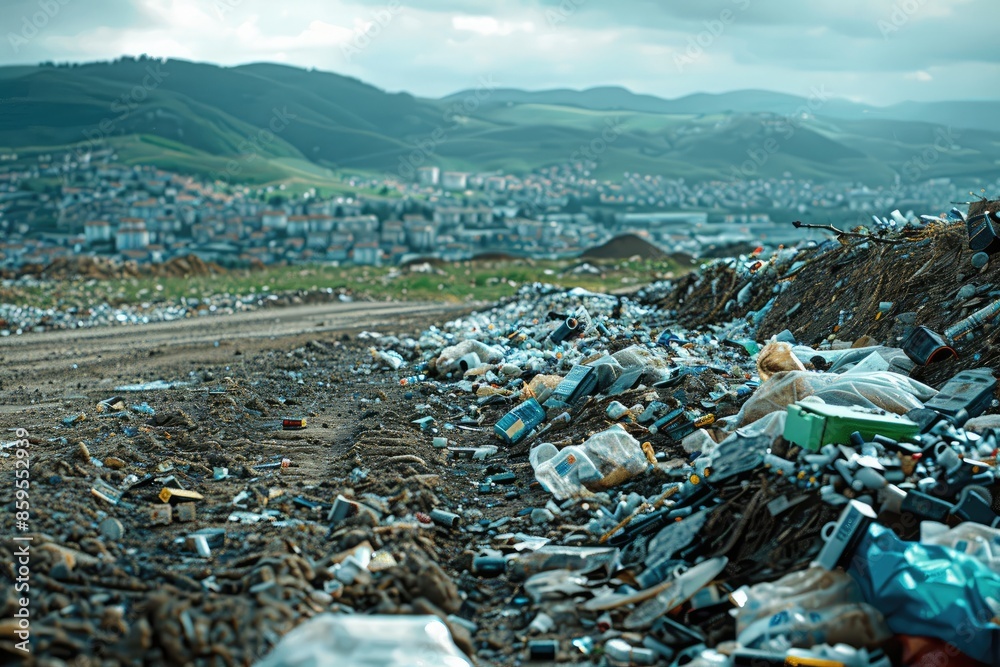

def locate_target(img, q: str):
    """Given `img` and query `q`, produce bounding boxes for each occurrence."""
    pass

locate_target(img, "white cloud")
[452,15,534,36]
[4,0,999,105]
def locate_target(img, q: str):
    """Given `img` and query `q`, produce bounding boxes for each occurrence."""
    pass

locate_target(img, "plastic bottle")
[945,296,1000,341]
[494,398,546,444]
[549,316,580,344]
[531,425,649,499]
[604,638,656,665]
[531,444,601,500]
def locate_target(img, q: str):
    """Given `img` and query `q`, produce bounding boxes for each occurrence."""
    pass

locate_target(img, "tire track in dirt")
[0,301,469,398]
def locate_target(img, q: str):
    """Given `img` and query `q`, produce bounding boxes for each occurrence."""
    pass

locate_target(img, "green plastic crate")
[784,402,920,452]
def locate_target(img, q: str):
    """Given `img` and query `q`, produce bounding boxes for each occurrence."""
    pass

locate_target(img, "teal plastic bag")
[847,522,1000,665]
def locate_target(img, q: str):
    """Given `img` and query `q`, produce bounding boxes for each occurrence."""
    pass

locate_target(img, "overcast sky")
[2,0,997,104]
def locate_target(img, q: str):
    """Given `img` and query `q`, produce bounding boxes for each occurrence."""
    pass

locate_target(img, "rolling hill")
[2,58,999,186]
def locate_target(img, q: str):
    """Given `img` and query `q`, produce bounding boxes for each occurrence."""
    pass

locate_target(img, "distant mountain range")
[1,58,998,187]
[442,86,1000,134]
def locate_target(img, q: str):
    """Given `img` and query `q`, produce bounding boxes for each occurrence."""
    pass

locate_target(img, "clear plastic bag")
[579,425,651,490]
[791,345,913,374]
[920,521,1000,573]
[729,370,937,429]
[612,345,673,382]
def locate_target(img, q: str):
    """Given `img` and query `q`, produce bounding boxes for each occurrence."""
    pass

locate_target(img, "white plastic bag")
[254,614,473,667]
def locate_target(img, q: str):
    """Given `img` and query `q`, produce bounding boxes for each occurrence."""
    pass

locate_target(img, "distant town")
[0,148,991,270]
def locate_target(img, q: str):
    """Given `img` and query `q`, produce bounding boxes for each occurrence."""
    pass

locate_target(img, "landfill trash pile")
[1,254,226,281]
[637,203,1000,386]
[1,202,999,667]
[0,286,357,335]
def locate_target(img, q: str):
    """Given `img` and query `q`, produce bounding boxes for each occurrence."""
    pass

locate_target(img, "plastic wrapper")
[730,566,863,635]
[729,370,936,429]
[612,345,673,382]
[370,348,406,370]
[623,556,729,629]
[848,522,1000,665]
[756,340,805,382]
[522,570,591,603]
[254,614,473,667]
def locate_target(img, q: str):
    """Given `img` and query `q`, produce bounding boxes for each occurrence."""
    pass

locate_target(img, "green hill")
[2,58,999,187]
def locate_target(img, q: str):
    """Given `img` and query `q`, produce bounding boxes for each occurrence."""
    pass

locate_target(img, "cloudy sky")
[2,0,997,104]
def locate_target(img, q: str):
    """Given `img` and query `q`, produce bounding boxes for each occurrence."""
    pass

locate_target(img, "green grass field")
[0,258,688,310]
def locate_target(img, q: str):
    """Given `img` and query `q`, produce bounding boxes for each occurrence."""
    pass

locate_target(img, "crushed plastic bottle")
[508,545,619,581]
[531,425,650,499]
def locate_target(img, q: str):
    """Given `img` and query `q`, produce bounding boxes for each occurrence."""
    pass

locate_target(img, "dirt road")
[0,301,468,400]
